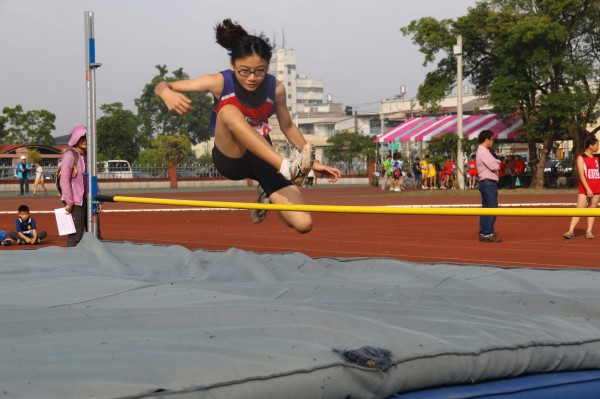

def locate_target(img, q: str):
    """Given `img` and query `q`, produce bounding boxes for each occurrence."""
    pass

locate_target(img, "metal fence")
[331,162,369,176]
[0,161,369,181]
[131,164,223,179]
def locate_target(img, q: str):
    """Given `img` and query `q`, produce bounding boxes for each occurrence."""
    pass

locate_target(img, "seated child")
[9,204,47,245]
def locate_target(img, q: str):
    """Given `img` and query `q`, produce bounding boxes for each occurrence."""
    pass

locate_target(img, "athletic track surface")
[1,185,597,270]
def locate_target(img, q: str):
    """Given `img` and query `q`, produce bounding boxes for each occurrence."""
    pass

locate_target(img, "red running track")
[1,186,597,269]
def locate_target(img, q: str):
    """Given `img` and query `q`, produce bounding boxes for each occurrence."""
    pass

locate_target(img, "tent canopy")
[375,114,523,143]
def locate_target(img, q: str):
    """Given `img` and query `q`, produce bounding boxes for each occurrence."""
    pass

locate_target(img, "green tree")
[138,134,193,166]
[26,148,42,164]
[0,105,56,145]
[324,131,377,167]
[97,102,142,162]
[401,0,600,188]
[135,65,213,146]
[428,132,479,159]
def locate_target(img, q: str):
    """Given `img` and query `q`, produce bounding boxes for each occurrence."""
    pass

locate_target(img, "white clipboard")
[54,208,76,236]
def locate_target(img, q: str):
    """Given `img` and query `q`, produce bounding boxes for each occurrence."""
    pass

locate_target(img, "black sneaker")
[479,234,485,242]
[250,185,270,224]
[1,239,13,247]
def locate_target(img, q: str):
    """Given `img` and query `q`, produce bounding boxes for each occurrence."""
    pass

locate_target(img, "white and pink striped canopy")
[375,114,523,143]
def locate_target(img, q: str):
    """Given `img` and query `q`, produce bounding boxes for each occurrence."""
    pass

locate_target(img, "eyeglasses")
[235,66,267,77]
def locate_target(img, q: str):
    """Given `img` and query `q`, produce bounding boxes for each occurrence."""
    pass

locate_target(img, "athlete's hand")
[312,161,342,183]
[162,90,192,115]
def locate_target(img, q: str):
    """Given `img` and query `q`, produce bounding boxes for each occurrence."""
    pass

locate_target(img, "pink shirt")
[476,144,500,181]
[59,149,86,206]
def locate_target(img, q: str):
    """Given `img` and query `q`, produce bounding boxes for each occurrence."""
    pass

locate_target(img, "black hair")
[478,129,494,144]
[18,204,29,213]
[584,134,599,149]
[215,19,273,64]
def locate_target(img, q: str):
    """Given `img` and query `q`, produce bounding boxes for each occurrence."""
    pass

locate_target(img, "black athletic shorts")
[212,136,291,196]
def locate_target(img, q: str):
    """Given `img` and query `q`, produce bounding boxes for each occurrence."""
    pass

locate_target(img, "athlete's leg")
[214,104,284,169]
[567,193,588,234]
[586,195,600,234]
[268,185,312,234]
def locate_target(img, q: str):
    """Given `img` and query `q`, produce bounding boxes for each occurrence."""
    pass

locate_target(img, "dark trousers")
[19,178,29,195]
[9,230,47,243]
[66,200,101,247]
[478,180,499,235]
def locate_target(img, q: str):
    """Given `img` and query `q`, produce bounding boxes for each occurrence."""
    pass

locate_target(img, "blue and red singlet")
[210,69,276,137]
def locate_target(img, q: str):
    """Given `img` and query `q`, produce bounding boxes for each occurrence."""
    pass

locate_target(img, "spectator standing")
[563,135,600,240]
[513,155,526,188]
[420,155,430,189]
[428,161,437,189]
[439,165,447,189]
[468,154,477,189]
[391,153,404,192]
[32,161,48,196]
[476,130,502,243]
[380,155,393,191]
[412,157,422,188]
[498,157,508,189]
[444,156,456,189]
[15,155,31,196]
[59,125,102,247]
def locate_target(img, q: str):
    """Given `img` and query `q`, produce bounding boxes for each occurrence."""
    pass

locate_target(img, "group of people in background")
[15,155,48,196]
[3,125,99,248]
[470,153,527,190]
[380,154,406,192]
[380,151,529,192]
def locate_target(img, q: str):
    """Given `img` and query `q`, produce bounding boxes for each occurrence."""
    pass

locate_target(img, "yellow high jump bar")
[95,195,600,217]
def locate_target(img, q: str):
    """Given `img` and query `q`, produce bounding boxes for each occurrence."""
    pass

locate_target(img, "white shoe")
[286,144,315,186]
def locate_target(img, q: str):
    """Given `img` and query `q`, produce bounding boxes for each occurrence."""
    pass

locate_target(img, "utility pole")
[454,35,465,190]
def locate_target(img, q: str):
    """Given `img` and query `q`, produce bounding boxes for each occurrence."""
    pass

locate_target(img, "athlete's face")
[231,54,269,92]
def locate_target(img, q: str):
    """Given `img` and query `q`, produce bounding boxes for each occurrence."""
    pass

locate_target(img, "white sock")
[279,158,291,180]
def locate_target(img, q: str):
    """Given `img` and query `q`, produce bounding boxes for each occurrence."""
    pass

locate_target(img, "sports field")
[1,185,597,269]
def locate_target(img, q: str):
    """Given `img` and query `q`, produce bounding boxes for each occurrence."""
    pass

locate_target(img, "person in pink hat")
[58,125,102,247]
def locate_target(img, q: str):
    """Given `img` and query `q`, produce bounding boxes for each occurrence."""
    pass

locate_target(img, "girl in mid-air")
[156,19,341,233]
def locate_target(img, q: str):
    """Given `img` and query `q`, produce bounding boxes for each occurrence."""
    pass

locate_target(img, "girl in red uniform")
[156,19,340,233]
[468,155,477,189]
[563,135,600,239]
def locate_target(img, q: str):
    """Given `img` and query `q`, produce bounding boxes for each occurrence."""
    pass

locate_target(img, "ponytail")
[214,18,273,63]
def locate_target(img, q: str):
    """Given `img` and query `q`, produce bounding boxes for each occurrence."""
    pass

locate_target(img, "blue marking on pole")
[91,176,99,213]
[89,38,96,64]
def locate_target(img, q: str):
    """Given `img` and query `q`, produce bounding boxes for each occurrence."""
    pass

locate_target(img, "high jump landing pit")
[1,187,600,398]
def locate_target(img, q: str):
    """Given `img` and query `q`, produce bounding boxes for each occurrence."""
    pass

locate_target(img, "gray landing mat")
[1,233,600,398]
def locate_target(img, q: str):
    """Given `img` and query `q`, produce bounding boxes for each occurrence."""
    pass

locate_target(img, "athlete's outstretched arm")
[155,73,223,115]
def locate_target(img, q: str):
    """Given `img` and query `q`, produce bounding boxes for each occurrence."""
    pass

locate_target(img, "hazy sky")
[0,0,478,137]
